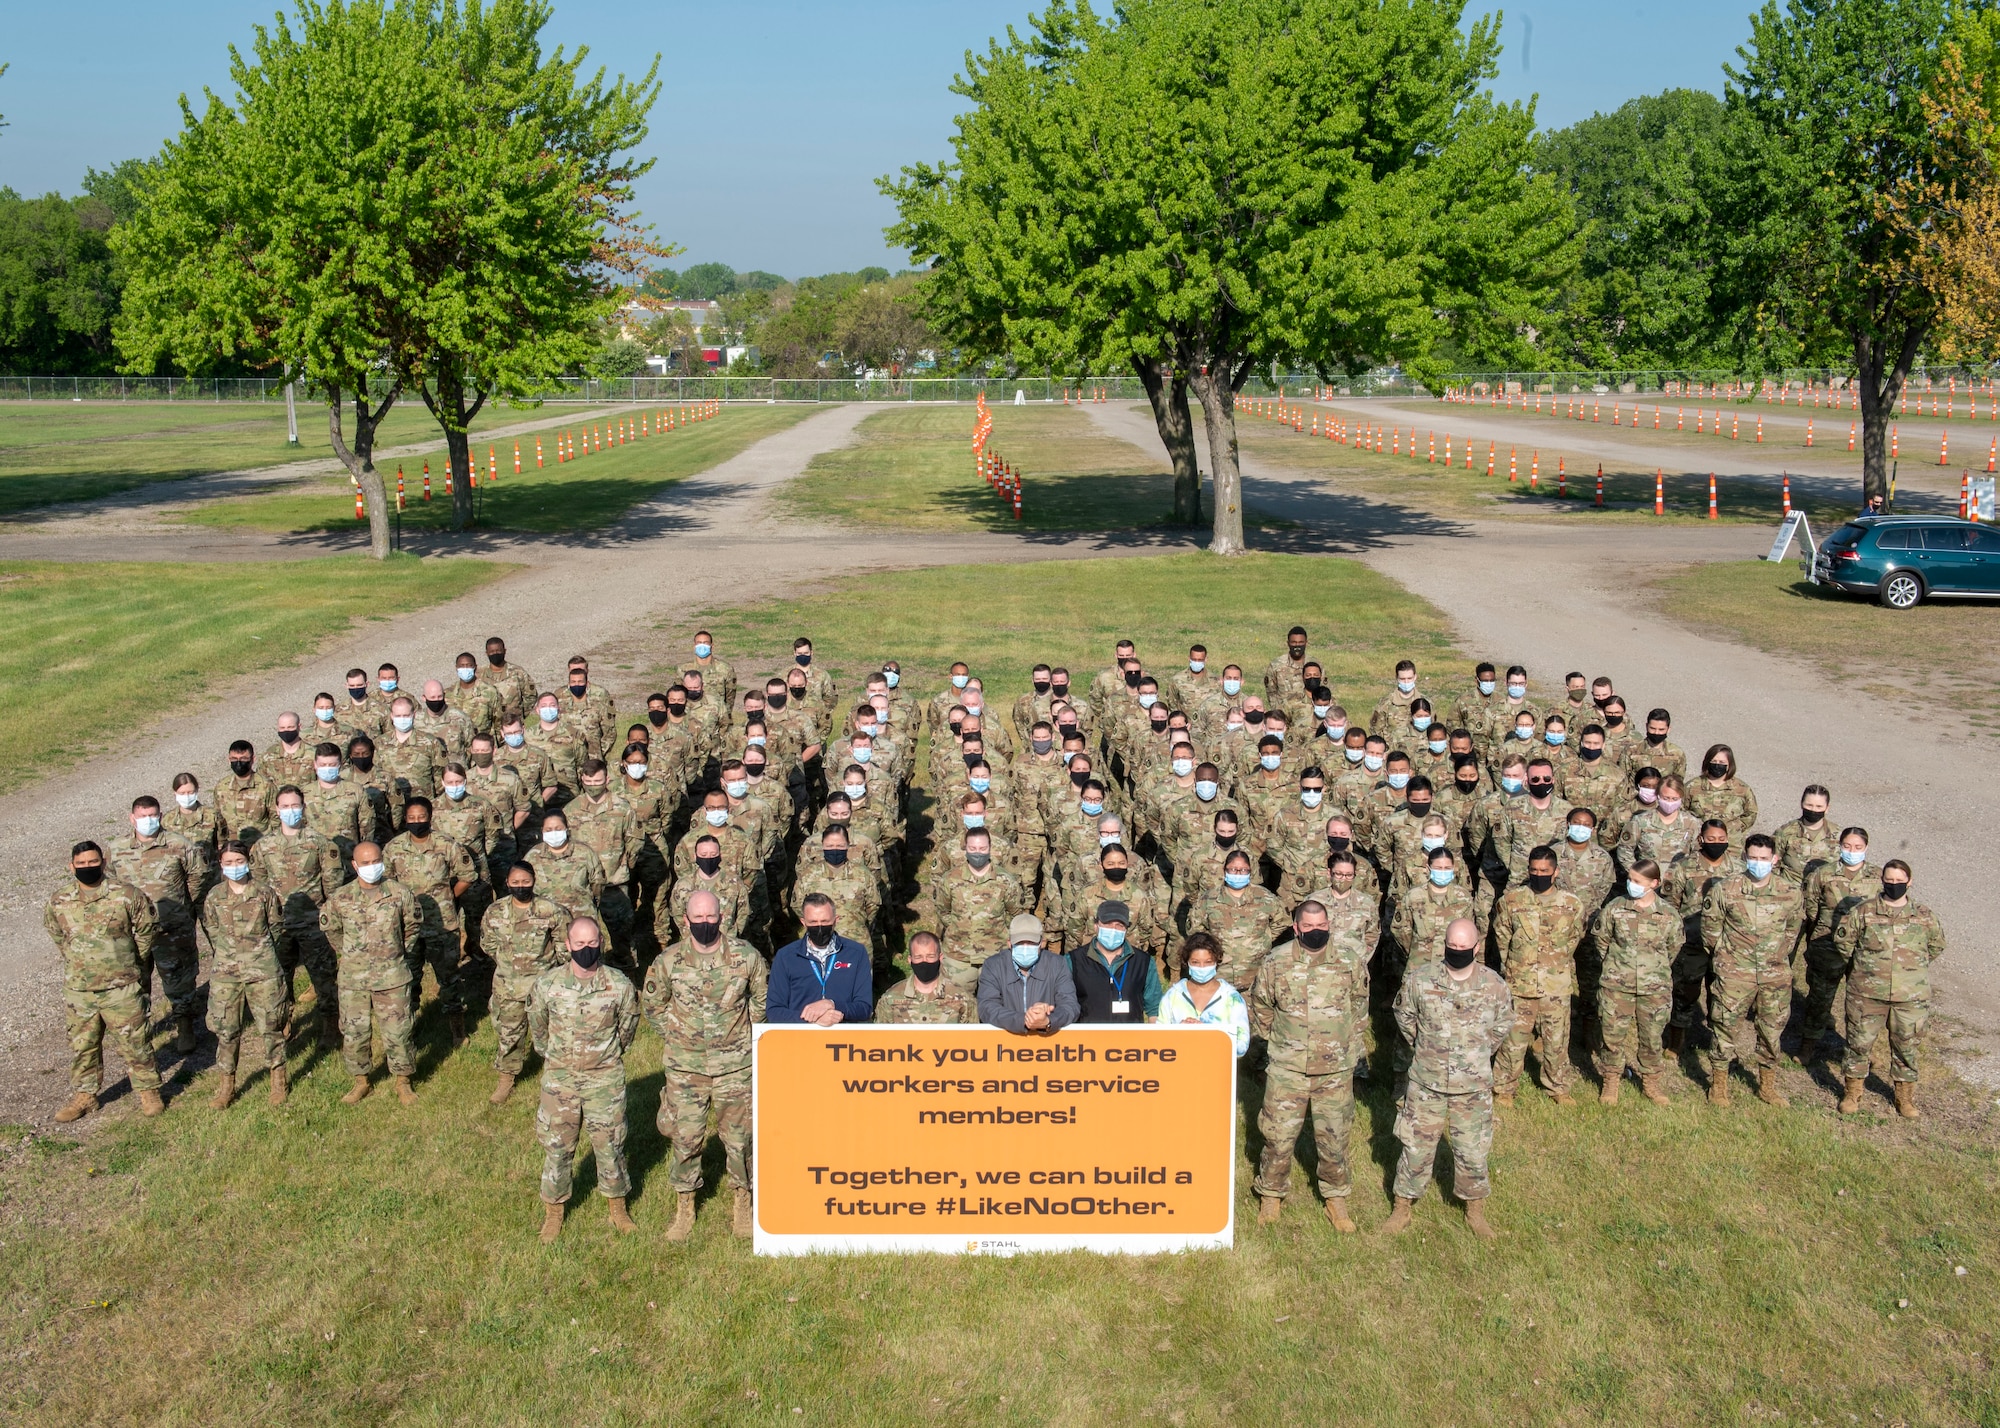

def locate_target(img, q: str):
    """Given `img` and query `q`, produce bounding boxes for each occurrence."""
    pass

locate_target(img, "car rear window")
[1874,527,1919,550]
[1828,523,1867,546]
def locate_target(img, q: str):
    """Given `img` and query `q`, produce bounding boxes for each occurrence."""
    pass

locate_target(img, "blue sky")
[1,1,1759,277]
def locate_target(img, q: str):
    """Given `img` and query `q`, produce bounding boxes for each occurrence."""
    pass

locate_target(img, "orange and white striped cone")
[1485,441,1495,476]
[1805,419,1813,448]
[1509,448,1517,483]
[423,462,432,500]
[1848,421,1856,452]
[1654,469,1664,515]
[1677,408,1684,431]
[1708,473,1718,519]
[514,442,521,475]
[1782,474,1792,516]
[488,445,497,484]
[1732,413,1739,440]
[1428,431,1436,463]
[397,467,406,509]
[1940,430,1948,466]
[1756,415,1764,442]
[1988,436,1997,473]
[354,483,365,520]
[1961,470,1971,519]
[1892,426,1899,459]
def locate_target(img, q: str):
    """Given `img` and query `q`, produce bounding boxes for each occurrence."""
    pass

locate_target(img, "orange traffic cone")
[1806,419,1814,448]
[1782,474,1792,516]
[1988,436,1997,473]
[1509,448,1517,483]
[1708,473,1718,519]
[396,466,405,508]
[354,483,365,520]
[1940,430,1949,466]
[422,462,432,500]
[1654,469,1665,515]
[1892,426,1899,459]
[1961,470,1972,519]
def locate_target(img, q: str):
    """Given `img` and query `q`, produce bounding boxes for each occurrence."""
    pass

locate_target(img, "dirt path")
[1089,401,2000,1079]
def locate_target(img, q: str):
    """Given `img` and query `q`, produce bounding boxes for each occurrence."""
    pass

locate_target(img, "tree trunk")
[327,387,398,560]
[1854,321,1924,507]
[1135,355,1202,524]
[447,426,474,530]
[418,361,489,531]
[1189,365,1246,555]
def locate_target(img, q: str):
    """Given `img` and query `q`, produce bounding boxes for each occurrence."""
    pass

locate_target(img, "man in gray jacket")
[977,913,1079,1034]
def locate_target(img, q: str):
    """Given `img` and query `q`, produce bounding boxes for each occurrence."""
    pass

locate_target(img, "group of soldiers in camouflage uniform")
[45,621,1946,1242]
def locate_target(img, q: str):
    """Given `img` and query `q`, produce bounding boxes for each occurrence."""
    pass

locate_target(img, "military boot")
[394,1075,418,1106]
[1893,1081,1919,1120]
[1707,1065,1730,1106]
[733,1189,754,1238]
[54,1091,97,1124]
[1464,1198,1495,1241]
[342,1075,373,1105]
[1550,1087,1576,1107]
[268,1063,289,1108]
[489,1073,516,1106]
[174,1013,198,1054]
[1756,1066,1788,1108]
[1257,1195,1284,1226]
[1493,1089,1516,1108]
[1324,1198,1356,1234]
[539,1200,565,1244]
[1641,1075,1671,1107]
[606,1196,637,1234]
[1381,1196,1416,1235]
[209,1074,236,1111]
[1838,1076,1865,1115]
[137,1089,166,1117]
[666,1192,696,1243]
[1599,1074,1620,1106]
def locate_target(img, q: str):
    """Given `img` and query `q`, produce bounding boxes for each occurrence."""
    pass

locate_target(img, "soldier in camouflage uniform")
[1385,917,1512,1240]
[165,773,221,894]
[644,890,766,1241]
[530,917,641,1241]
[1687,744,1758,848]
[46,841,165,1122]
[558,658,618,763]
[319,842,422,1106]
[1056,845,1171,970]
[662,834,751,946]
[1661,822,1741,1050]
[1493,760,1573,884]
[1188,850,1288,993]
[527,693,588,801]
[1699,834,1803,1107]
[449,653,503,739]
[1553,809,1616,1034]
[482,862,566,1104]
[252,785,346,1046]
[413,679,474,761]
[566,761,641,968]
[1773,784,1836,886]
[1490,847,1586,1105]
[200,842,293,1108]
[1392,849,1484,980]
[478,636,538,729]
[1798,827,1880,1056]
[104,795,204,1052]
[791,827,881,957]
[876,932,976,1023]
[1250,898,1373,1231]
[433,764,499,963]
[306,744,369,858]
[1836,863,1944,1120]
[382,796,477,1039]
[934,829,1028,991]
[215,742,275,849]
[264,713,317,790]
[1592,857,1683,1105]
[528,809,609,931]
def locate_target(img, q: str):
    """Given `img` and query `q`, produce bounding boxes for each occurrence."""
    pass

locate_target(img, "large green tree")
[1714,0,1982,502]
[886,0,1572,553]
[115,0,663,551]
[0,190,123,374]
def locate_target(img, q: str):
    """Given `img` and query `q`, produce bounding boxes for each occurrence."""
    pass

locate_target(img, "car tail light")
[1832,548,1860,561]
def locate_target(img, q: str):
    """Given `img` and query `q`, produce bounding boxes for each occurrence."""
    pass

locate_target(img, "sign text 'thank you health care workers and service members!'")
[752,1025,1237,1254]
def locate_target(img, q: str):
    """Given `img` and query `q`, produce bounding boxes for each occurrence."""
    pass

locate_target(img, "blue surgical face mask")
[457,667,476,683]
[316,765,341,783]
[1172,759,1193,777]
[1313,704,1331,719]
[1396,679,1416,694]
[379,678,397,693]
[1097,927,1126,951]
[1478,680,1496,695]
[1501,776,1524,795]
[1386,772,1410,790]
[135,815,162,837]
[278,806,304,828]
[1010,942,1040,968]
[969,776,990,794]
[1428,738,1448,754]
[1188,659,1205,673]
[1515,726,1535,740]
[844,783,867,801]
[1626,879,1648,899]
[1412,715,1433,731]
[222,863,249,882]
[1301,790,1323,809]
[885,670,900,688]
[444,783,467,801]
[1839,848,1866,867]
[1224,871,1252,890]
[543,829,569,848]
[1098,833,1121,848]
[1746,858,1774,879]
[392,715,414,732]
[951,674,969,689]
[1080,800,1103,817]
[1363,754,1385,773]
[962,813,985,829]
[1187,962,1219,984]
[694,642,712,658]
[1428,867,1455,887]
[1507,683,1527,700]
[1195,780,1218,801]
[1545,730,1567,746]
[1568,824,1592,843]
[1421,835,1446,852]
[1345,746,1365,764]
[504,732,525,748]
[315,707,336,723]
[704,808,729,827]
[725,779,749,799]
[1222,678,1242,696]
[357,862,386,884]
[1138,693,1157,709]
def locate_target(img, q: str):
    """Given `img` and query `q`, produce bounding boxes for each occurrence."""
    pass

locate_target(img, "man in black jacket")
[977,913,1078,1034]
[1070,900,1165,1023]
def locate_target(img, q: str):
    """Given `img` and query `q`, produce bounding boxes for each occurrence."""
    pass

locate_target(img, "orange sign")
[752,1025,1236,1255]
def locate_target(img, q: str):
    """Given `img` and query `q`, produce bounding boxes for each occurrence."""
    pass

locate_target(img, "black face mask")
[744,764,766,783]
[767,692,787,710]
[911,959,942,984]
[795,653,812,668]
[1700,841,1728,862]
[1594,695,1611,710]
[1455,778,1481,794]
[74,864,105,887]
[1033,680,1051,695]
[966,852,992,871]
[348,687,368,703]
[509,884,535,903]
[1244,710,1265,726]
[1103,865,1129,885]
[1148,718,1168,734]
[1217,833,1237,849]
[1580,746,1603,762]
[278,729,300,745]
[689,919,722,945]
[1124,669,1140,688]
[1070,770,1090,791]
[806,924,834,949]
[1605,714,1625,727]
[571,943,602,970]
[1527,871,1555,894]
[1707,762,1729,779]
[569,682,588,696]
[696,854,722,877]
[824,848,848,868]
[405,820,431,839]
[1801,808,1825,824]
[1646,732,1667,745]
[963,752,980,770]
[668,703,687,719]
[1407,800,1433,820]
[1298,927,1330,952]
[685,688,704,703]
[788,684,807,701]
[1057,722,1078,740]
[1052,683,1069,699]
[229,758,254,777]
[1527,781,1553,798]
[488,652,506,667]
[1289,646,1306,661]
[1327,836,1351,853]
[350,755,374,773]
[425,698,446,715]
[1881,881,1909,901]
[1445,945,1477,970]
[648,710,669,727]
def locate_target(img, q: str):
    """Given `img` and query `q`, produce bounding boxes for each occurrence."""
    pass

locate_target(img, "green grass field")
[1653,557,2000,740]
[181,405,813,535]
[0,400,546,517]
[0,556,510,789]
[7,554,1996,1424]
[778,403,1197,533]
[1236,406,1862,526]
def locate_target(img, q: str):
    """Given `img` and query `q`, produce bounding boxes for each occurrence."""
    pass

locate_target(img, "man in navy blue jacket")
[768,892,873,1025]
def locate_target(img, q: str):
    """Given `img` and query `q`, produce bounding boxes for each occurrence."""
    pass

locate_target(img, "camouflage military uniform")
[304,775,368,859]
[1392,961,1512,1203]
[791,856,882,953]
[527,718,587,799]
[413,703,474,761]
[376,732,445,809]
[251,824,346,1018]
[214,771,275,848]
[1392,879,1483,976]
[1662,847,1741,1034]
[103,830,203,1019]
[1701,872,1803,1078]
[1837,896,1945,1085]
[529,962,640,1205]
[1553,837,1617,1020]
[262,736,318,790]
[432,791,499,958]
[199,879,292,1078]
[1251,926,1370,1206]
[1629,736,1687,783]
[45,876,161,1095]
[1494,795,1575,883]
[566,791,640,964]
[527,839,608,931]
[875,977,976,1024]
[1687,775,1759,848]
[479,662,539,729]
[382,830,477,1015]
[934,863,1028,991]
[449,677,503,739]
[1798,860,1881,1048]
[1593,894,1684,1082]
[661,868,751,948]
[163,798,221,895]
[1617,808,1697,878]
[1490,884,1586,1097]
[1557,759,1625,831]
[1188,881,1288,992]
[1773,815,1837,887]
[1055,873,1170,966]
[319,877,422,1078]
[644,934,765,1195]
[483,893,567,1075]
